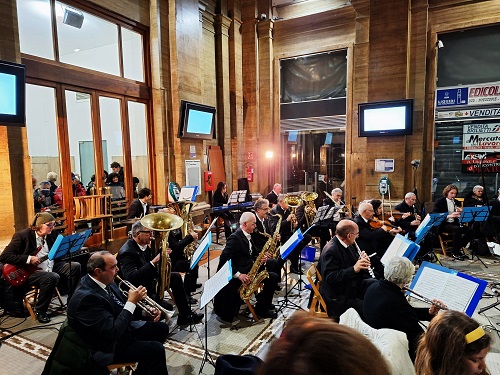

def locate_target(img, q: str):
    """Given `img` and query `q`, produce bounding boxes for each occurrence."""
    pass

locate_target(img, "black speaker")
[63,7,84,29]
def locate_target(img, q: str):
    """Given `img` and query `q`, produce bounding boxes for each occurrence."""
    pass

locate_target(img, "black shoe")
[275,283,283,291]
[269,303,276,310]
[187,296,198,305]
[177,312,204,325]
[290,267,303,275]
[452,254,465,261]
[195,283,203,289]
[256,309,278,319]
[36,312,51,324]
[160,300,174,311]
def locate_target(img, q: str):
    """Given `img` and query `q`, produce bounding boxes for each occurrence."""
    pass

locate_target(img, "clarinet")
[354,241,376,279]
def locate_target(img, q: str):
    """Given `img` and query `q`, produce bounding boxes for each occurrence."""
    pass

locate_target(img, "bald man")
[319,219,377,320]
[214,212,279,323]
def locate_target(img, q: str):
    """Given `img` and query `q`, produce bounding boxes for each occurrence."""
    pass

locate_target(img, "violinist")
[393,193,421,235]
[432,184,474,261]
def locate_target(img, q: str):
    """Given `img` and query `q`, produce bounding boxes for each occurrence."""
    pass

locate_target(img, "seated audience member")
[47,171,58,194]
[117,221,203,326]
[106,172,125,200]
[265,183,282,208]
[72,174,86,197]
[319,219,377,320]
[0,213,81,323]
[363,257,445,362]
[257,311,390,375]
[212,181,235,239]
[214,212,279,322]
[67,251,170,373]
[415,310,491,375]
[464,185,485,207]
[34,180,53,210]
[133,176,140,198]
[110,161,124,183]
[432,184,474,260]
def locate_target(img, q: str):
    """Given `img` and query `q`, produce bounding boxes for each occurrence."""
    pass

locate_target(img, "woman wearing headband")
[415,310,491,375]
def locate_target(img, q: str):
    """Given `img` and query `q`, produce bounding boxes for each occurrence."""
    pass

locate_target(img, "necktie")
[248,238,254,255]
[105,285,124,308]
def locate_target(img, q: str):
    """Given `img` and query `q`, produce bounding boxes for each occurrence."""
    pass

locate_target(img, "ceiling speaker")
[63,8,84,29]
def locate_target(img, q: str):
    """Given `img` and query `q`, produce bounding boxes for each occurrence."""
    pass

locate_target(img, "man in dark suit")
[363,257,445,361]
[0,212,81,323]
[127,187,152,220]
[67,251,169,374]
[393,192,421,235]
[117,221,203,326]
[319,219,376,320]
[432,184,474,260]
[265,183,282,208]
[214,212,279,323]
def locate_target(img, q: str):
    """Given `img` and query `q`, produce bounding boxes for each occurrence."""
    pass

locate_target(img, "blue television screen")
[288,131,298,142]
[178,101,216,140]
[0,60,25,126]
[325,132,332,145]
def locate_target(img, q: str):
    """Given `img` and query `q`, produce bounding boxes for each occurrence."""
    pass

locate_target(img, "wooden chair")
[306,264,328,318]
[24,285,65,320]
[210,216,225,244]
[74,194,114,243]
[107,363,137,374]
[438,231,453,257]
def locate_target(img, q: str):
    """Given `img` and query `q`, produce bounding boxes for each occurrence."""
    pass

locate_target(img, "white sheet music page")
[381,234,407,265]
[415,214,430,238]
[200,260,232,309]
[412,267,478,313]
[190,229,212,269]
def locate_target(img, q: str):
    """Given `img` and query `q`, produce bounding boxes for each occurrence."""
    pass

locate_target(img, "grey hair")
[384,257,415,286]
[131,221,146,236]
[273,183,282,190]
[46,171,57,181]
[254,198,270,210]
[332,188,343,195]
[405,192,416,199]
[473,185,484,192]
[358,202,373,214]
[277,193,286,202]
[240,211,255,225]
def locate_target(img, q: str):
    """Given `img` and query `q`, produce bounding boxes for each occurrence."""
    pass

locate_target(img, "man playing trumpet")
[67,251,169,374]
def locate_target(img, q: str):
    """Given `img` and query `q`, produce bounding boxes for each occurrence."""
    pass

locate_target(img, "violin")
[369,217,400,232]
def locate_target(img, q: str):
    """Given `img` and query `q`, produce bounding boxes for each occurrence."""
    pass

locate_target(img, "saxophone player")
[214,212,279,323]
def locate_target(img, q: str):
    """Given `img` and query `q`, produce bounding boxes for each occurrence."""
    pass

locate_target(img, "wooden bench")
[74,195,114,243]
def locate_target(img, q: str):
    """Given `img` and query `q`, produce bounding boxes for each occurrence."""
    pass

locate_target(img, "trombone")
[115,275,174,320]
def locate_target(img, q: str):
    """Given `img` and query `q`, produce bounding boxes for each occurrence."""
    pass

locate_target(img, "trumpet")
[115,275,173,320]
[403,287,448,310]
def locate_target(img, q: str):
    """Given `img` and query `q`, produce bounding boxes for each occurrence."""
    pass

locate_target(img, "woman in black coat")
[212,181,235,238]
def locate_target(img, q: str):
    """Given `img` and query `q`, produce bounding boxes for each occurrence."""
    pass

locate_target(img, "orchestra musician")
[319,219,377,320]
[127,188,152,219]
[324,188,350,234]
[266,183,282,208]
[432,184,474,261]
[214,212,279,322]
[486,187,500,240]
[117,221,203,326]
[212,181,235,239]
[464,185,485,207]
[295,199,331,252]
[363,257,445,362]
[393,192,422,235]
[0,212,81,324]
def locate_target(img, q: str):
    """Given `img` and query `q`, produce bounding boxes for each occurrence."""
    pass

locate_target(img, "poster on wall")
[185,160,201,194]
[461,123,500,173]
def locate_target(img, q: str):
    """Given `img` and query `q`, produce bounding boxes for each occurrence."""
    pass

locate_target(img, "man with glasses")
[0,212,81,323]
[214,212,279,323]
[319,219,376,320]
[117,221,203,326]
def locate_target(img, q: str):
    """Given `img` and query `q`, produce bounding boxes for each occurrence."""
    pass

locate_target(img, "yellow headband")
[465,326,485,344]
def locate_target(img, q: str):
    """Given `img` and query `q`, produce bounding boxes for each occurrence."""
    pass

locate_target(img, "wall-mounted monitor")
[324,132,332,145]
[358,99,413,137]
[0,60,26,126]
[178,100,216,140]
[288,131,298,142]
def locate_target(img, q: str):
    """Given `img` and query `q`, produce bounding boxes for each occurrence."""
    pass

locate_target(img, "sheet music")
[227,191,241,205]
[415,214,430,238]
[179,186,198,201]
[311,205,331,225]
[280,229,304,259]
[381,234,409,265]
[190,227,212,269]
[412,266,479,313]
[200,260,232,309]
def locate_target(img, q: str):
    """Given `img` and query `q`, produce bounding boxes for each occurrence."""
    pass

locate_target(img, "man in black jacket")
[0,212,81,323]
[319,219,376,320]
[117,221,203,326]
[67,251,169,374]
[214,212,279,323]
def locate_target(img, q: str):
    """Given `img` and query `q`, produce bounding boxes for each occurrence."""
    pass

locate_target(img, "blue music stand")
[459,206,491,267]
[48,229,92,261]
[414,213,446,265]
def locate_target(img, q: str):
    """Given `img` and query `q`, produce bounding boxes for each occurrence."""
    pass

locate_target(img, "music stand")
[49,229,92,303]
[414,213,446,265]
[227,191,241,205]
[459,206,490,267]
[190,217,218,374]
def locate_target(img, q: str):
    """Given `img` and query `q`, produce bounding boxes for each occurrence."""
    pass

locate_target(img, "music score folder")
[408,261,487,317]
[381,234,420,265]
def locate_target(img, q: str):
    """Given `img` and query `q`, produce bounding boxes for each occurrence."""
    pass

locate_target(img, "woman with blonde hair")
[415,310,491,375]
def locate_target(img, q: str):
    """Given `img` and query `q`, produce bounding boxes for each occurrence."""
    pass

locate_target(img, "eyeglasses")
[348,232,359,236]
[44,222,56,228]
[139,231,153,235]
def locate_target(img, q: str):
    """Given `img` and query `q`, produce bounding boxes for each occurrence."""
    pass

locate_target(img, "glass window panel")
[128,101,149,194]
[121,28,144,82]
[26,84,59,210]
[55,1,120,76]
[99,96,125,200]
[17,0,55,59]
[66,90,95,196]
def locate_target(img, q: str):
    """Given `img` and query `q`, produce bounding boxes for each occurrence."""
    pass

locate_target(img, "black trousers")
[441,222,475,254]
[114,321,169,375]
[27,261,81,313]
[172,259,199,293]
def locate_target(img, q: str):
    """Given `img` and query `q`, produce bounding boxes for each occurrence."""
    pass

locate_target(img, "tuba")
[141,212,183,298]
[301,191,318,228]
[284,194,302,232]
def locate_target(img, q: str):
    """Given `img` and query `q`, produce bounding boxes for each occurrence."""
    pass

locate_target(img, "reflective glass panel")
[26,84,59,210]
[17,0,55,59]
[128,101,149,194]
[121,28,144,82]
[56,1,120,76]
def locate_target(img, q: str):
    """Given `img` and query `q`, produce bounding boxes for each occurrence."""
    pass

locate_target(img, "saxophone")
[239,247,270,301]
[268,214,282,258]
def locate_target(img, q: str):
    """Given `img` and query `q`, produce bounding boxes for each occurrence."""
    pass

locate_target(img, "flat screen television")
[358,99,413,137]
[178,100,216,140]
[0,60,26,126]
